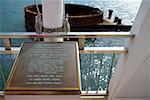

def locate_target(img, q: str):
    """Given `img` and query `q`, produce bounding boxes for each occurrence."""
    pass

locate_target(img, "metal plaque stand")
[5,42,81,100]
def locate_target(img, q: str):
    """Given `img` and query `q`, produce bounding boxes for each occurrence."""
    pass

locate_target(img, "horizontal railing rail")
[81,91,107,96]
[0,91,4,100]
[0,32,134,39]
[0,91,107,99]
[0,47,128,54]
[0,91,4,95]
[0,47,20,54]
[80,47,128,54]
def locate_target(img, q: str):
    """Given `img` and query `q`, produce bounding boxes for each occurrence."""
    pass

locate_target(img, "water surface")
[0,0,142,32]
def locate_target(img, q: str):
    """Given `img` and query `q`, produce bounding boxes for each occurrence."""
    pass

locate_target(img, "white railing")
[0,32,134,97]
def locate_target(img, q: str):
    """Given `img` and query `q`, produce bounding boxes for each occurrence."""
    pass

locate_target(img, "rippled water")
[66,0,142,24]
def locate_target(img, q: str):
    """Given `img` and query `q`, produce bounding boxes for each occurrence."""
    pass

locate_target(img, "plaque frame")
[5,42,81,95]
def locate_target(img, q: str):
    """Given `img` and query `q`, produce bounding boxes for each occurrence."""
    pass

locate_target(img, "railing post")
[86,54,92,93]
[0,57,6,89]
[96,54,104,93]
[107,53,116,93]
[0,95,5,100]
[3,38,11,50]
[78,38,85,50]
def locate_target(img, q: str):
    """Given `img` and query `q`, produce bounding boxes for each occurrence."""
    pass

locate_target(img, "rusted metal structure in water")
[24,4,131,32]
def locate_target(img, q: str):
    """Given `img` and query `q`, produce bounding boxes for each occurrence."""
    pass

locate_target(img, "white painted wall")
[108,0,150,100]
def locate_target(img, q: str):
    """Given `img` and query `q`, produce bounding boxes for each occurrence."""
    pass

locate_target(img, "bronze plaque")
[5,42,80,95]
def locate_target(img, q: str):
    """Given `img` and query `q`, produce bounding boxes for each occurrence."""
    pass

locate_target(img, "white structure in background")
[42,0,64,29]
[42,0,64,42]
[108,0,150,100]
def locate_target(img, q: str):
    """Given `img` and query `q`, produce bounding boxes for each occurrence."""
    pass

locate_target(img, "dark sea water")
[0,0,142,90]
